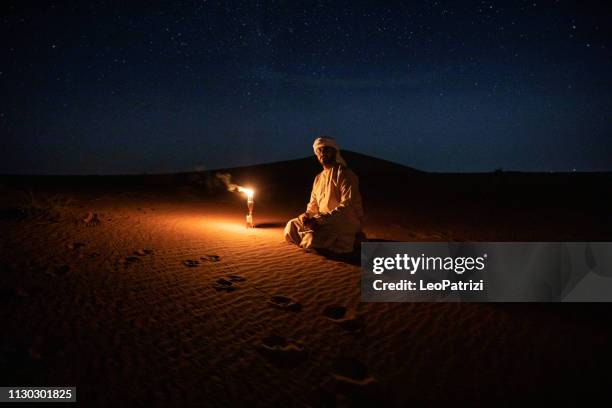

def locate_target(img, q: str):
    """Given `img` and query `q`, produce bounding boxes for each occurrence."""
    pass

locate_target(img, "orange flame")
[237,186,254,200]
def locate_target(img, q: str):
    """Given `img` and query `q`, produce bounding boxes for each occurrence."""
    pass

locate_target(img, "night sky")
[1,1,611,174]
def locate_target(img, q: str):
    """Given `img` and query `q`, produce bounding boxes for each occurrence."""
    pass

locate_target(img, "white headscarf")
[312,136,347,167]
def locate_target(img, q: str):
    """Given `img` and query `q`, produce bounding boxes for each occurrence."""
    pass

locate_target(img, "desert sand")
[1,152,611,406]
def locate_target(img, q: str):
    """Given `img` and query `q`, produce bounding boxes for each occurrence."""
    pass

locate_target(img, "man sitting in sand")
[284,136,364,253]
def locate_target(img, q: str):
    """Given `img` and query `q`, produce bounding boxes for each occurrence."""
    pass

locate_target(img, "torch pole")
[246,195,254,228]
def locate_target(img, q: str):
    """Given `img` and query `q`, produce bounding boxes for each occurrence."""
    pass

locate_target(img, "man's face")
[316,146,336,167]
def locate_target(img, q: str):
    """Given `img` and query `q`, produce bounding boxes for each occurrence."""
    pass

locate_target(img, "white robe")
[285,164,363,253]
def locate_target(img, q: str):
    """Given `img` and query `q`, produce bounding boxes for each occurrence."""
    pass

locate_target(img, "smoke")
[214,172,241,192]
[203,172,253,199]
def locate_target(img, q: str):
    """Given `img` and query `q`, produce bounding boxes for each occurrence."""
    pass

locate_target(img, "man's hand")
[303,216,320,230]
[299,213,321,230]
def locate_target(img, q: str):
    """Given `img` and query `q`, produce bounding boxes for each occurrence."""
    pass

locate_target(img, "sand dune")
[1,153,611,405]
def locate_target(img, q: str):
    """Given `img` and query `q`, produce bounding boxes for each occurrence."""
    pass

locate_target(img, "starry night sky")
[1,1,611,174]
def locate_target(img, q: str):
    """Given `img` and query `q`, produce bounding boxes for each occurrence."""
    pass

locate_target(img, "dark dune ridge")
[2,150,611,240]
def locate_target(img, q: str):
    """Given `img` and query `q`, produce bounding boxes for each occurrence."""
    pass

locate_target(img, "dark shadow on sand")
[315,248,362,266]
[315,238,400,266]
[255,222,287,228]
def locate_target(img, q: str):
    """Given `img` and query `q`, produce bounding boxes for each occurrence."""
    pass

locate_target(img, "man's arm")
[318,167,361,225]
[305,175,320,216]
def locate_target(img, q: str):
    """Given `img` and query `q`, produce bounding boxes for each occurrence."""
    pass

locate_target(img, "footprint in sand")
[212,275,245,292]
[212,278,236,292]
[182,259,200,267]
[323,306,364,332]
[268,295,301,312]
[87,251,101,259]
[123,256,141,266]
[200,254,221,262]
[82,212,101,226]
[332,357,380,400]
[134,249,153,256]
[256,334,308,368]
[66,242,85,251]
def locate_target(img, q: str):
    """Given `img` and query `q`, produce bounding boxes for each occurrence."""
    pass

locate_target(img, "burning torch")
[239,187,255,228]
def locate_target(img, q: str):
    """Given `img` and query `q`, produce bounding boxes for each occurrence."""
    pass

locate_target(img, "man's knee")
[284,218,301,244]
[283,219,294,241]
